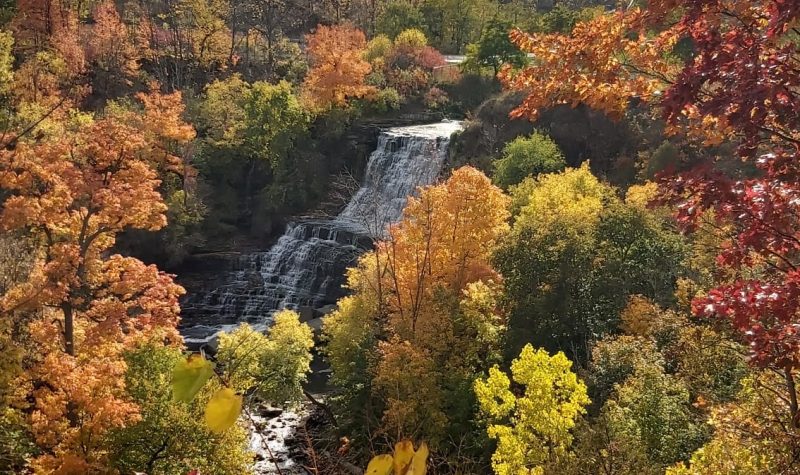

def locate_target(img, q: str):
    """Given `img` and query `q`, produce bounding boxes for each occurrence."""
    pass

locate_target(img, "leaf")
[204,387,243,434]
[393,440,414,474]
[172,354,215,402]
[408,442,428,475]
[365,454,394,475]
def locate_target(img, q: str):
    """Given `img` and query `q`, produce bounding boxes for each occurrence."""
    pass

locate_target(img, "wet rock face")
[178,121,463,344]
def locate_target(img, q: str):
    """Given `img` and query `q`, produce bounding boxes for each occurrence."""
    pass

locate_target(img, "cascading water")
[179,121,463,344]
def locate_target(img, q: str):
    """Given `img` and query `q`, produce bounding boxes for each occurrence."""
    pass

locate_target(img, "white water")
[180,121,462,344]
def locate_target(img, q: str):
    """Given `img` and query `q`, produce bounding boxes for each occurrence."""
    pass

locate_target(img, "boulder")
[258,405,284,419]
[306,317,324,339]
[314,304,338,317]
[297,306,315,323]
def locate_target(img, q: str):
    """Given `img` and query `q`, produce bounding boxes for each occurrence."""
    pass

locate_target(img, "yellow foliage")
[365,34,393,63]
[365,440,429,475]
[515,163,610,245]
[326,166,510,449]
[204,387,243,434]
[367,454,394,475]
[619,295,662,337]
[625,181,659,208]
[171,353,215,402]
[374,340,449,442]
[666,373,789,474]
[475,345,590,475]
[394,28,428,49]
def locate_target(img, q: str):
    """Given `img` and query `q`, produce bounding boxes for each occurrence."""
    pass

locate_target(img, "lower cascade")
[180,121,463,344]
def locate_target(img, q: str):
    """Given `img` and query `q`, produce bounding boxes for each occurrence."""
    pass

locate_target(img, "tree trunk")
[62,302,75,356]
[786,367,799,427]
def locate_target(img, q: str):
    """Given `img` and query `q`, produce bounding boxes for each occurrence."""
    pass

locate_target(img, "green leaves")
[171,354,215,403]
[170,318,314,437]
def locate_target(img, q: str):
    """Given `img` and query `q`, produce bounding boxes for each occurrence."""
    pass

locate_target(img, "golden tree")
[325,166,511,448]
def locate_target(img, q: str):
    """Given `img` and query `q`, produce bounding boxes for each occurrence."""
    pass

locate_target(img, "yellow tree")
[475,344,590,475]
[325,166,510,449]
[380,166,509,343]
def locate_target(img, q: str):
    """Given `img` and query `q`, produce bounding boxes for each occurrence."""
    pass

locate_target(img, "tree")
[501,0,800,425]
[217,311,314,405]
[419,0,493,54]
[243,80,309,165]
[302,24,374,110]
[470,18,527,75]
[0,97,194,470]
[380,166,509,339]
[10,0,84,66]
[194,74,251,148]
[474,344,590,475]
[84,1,140,98]
[376,1,424,39]
[500,10,676,122]
[492,131,565,189]
[0,30,12,94]
[0,235,36,472]
[603,357,710,468]
[393,27,427,49]
[108,344,252,474]
[496,165,687,358]
[381,27,446,97]
[365,34,393,63]
[324,167,510,457]
[666,373,794,474]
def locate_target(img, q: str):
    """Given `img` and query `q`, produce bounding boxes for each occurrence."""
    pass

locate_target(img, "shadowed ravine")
[179,121,463,345]
[177,121,462,473]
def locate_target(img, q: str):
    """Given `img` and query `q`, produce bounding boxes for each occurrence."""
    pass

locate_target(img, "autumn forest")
[1,0,799,473]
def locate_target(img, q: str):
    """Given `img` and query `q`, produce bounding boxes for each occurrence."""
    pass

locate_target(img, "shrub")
[394,28,428,49]
[372,87,402,113]
[365,34,393,63]
[423,86,448,109]
[492,132,565,189]
[376,1,424,39]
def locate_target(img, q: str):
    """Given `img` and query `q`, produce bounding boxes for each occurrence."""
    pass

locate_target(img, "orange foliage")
[0,104,192,469]
[356,166,509,441]
[11,0,85,69]
[135,85,197,174]
[501,10,679,122]
[301,24,375,109]
[84,1,140,92]
[9,0,87,106]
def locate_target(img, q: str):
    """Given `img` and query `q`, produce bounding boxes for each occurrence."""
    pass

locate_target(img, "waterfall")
[180,121,463,344]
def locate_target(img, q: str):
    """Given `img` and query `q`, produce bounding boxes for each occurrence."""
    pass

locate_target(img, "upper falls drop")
[180,121,463,343]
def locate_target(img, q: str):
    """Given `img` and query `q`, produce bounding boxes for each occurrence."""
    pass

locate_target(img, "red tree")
[503,0,800,422]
